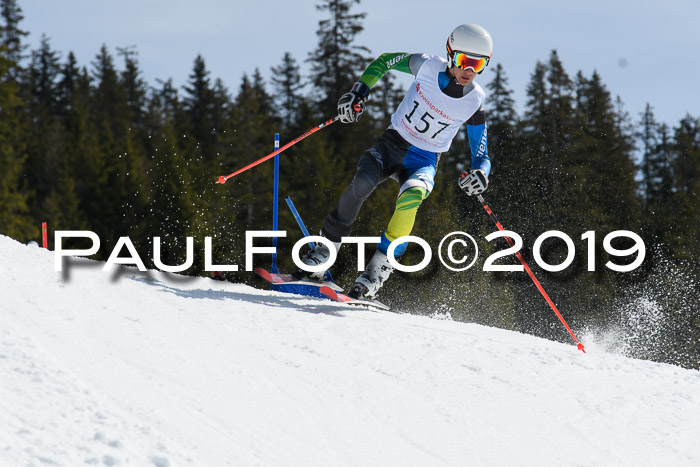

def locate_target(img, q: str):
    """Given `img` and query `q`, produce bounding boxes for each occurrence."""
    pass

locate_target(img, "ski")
[255,268,389,310]
[254,268,343,292]
[319,286,391,311]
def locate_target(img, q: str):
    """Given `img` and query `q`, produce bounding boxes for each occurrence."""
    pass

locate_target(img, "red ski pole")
[216,116,340,184]
[476,194,585,353]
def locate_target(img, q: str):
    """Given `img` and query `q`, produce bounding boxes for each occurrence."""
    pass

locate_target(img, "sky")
[19,0,700,129]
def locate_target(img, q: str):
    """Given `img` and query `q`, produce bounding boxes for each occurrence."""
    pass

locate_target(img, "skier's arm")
[465,106,491,176]
[358,53,427,88]
[339,53,427,123]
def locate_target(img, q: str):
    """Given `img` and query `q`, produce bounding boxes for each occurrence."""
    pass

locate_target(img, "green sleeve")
[359,53,413,88]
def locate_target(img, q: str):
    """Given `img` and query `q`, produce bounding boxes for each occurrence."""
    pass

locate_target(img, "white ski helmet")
[446,23,493,72]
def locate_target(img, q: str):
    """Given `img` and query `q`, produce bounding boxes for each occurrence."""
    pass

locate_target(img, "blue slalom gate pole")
[285,196,333,282]
[271,133,280,273]
[260,130,339,299]
[285,196,314,244]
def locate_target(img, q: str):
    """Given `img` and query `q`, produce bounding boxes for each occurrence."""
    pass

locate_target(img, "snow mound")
[1,234,699,466]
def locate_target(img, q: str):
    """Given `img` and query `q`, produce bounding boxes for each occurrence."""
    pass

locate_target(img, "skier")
[297,23,493,299]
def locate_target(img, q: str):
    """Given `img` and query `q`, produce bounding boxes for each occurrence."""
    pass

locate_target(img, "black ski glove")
[459,169,488,196]
[337,82,370,123]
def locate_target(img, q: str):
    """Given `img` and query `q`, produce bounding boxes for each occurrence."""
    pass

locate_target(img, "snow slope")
[1,234,699,467]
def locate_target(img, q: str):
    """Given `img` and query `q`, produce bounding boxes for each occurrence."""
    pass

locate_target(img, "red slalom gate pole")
[216,116,339,184]
[42,222,48,249]
[476,194,585,353]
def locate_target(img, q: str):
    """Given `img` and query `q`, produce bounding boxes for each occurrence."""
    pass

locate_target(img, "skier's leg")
[321,129,409,242]
[321,152,386,241]
[349,150,436,298]
[349,187,429,298]
[296,145,389,280]
[381,162,437,256]
[382,186,430,256]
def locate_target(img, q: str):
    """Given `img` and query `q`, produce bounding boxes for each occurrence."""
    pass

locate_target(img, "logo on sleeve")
[386,54,408,68]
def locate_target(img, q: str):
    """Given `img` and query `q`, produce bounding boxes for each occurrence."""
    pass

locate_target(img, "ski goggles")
[450,51,489,73]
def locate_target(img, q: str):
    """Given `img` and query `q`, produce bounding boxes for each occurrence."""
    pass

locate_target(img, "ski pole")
[476,194,585,353]
[216,116,340,184]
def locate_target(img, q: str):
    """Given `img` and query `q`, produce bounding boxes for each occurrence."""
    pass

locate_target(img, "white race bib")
[391,56,485,152]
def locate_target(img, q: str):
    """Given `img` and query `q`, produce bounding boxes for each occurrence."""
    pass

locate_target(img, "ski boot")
[348,250,394,299]
[293,237,341,281]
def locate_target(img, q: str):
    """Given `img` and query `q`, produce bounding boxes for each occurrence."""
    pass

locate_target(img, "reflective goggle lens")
[452,52,488,72]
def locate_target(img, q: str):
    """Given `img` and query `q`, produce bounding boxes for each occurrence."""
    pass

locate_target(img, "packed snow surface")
[1,234,699,466]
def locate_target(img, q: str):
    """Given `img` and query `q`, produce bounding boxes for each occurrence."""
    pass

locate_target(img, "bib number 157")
[405,100,450,139]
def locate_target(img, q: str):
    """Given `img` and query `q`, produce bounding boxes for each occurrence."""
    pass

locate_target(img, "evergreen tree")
[306,0,370,118]
[182,54,217,159]
[520,59,555,231]
[518,54,641,337]
[24,34,61,112]
[58,54,99,226]
[486,64,518,146]
[0,0,27,81]
[542,50,576,228]
[89,45,151,249]
[53,51,89,233]
[638,105,674,252]
[117,46,147,129]
[484,63,520,206]
[0,46,35,241]
[573,71,639,233]
[270,51,304,131]
[228,71,277,226]
[639,103,659,207]
[152,77,189,145]
[654,122,674,206]
[58,51,79,107]
[180,58,232,262]
[91,44,126,152]
[211,77,231,142]
[117,47,151,223]
[23,37,84,234]
[667,115,700,264]
[206,71,278,275]
[22,34,63,222]
[571,72,642,328]
[672,115,700,197]
[143,78,197,269]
